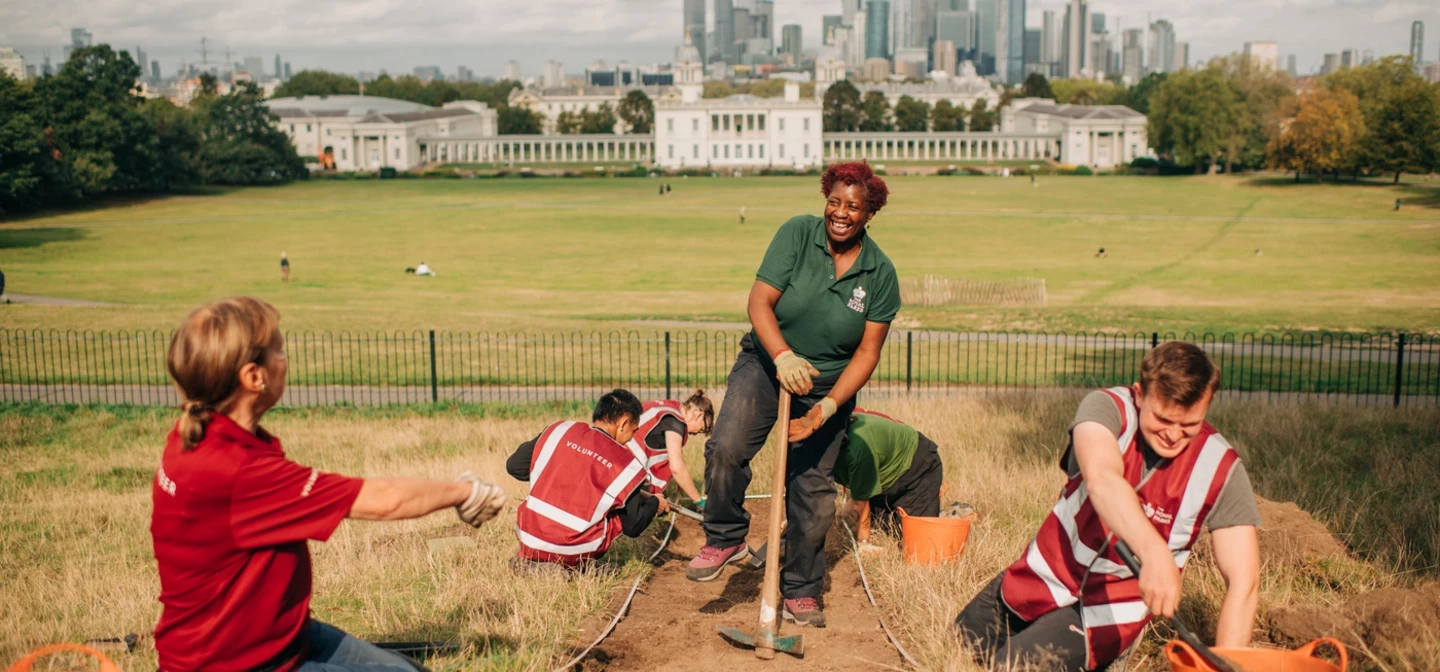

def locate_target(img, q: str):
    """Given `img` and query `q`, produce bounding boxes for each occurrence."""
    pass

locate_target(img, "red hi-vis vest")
[1000,386,1240,669]
[626,400,687,494]
[516,421,649,565]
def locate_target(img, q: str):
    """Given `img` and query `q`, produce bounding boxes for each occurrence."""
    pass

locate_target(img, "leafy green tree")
[272,70,360,98]
[859,91,892,131]
[140,98,201,190]
[703,81,735,98]
[579,103,618,134]
[748,80,787,97]
[930,99,965,131]
[1020,73,1054,99]
[1209,54,1292,172]
[1050,78,1128,105]
[968,98,996,131]
[1126,72,1167,115]
[1327,56,1440,182]
[893,95,930,131]
[0,74,56,213]
[822,80,862,132]
[555,110,581,134]
[499,106,544,134]
[617,90,654,133]
[194,82,306,184]
[34,44,161,197]
[1147,67,1243,172]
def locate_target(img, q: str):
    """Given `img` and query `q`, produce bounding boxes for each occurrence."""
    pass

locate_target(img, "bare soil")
[580,500,902,671]
[1254,497,1440,664]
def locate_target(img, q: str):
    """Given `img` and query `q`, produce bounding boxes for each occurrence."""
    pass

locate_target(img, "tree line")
[821,80,998,132]
[1,45,305,215]
[1148,55,1440,178]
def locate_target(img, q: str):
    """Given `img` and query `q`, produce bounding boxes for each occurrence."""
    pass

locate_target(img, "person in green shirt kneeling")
[837,408,944,547]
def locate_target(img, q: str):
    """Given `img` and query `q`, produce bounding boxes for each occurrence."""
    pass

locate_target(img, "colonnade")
[822,134,1061,162]
[421,135,653,164]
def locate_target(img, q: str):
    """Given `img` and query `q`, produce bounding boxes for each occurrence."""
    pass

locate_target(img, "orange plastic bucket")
[898,507,975,566]
[6,644,122,672]
[1167,637,1347,672]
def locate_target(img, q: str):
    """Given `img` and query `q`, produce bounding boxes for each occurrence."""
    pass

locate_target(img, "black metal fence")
[2,328,1436,408]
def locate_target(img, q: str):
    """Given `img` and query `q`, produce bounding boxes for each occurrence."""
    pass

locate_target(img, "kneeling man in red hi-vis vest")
[955,342,1262,671]
[506,389,666,568]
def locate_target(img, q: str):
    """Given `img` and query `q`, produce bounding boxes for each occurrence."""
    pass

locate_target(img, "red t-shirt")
[150,414,363,672]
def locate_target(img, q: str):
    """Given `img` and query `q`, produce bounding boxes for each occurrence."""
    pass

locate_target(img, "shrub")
[1130,156,1159,169]
[1074,165,1093,176]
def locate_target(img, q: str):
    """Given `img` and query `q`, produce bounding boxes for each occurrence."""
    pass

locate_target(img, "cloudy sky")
[1,0,1434,78]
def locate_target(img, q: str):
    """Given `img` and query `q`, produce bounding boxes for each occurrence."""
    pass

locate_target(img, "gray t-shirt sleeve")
[1063,390,1125,477]
[1206,461,1263,531]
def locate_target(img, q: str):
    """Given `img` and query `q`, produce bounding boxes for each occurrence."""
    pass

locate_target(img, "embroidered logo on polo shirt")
[847,286,867,313]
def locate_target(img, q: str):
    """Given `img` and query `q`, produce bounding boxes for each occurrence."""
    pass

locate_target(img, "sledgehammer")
[717,389,804,659]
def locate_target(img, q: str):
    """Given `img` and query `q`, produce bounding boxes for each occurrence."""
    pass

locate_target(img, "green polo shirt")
[835,412,920,500]
[753,215,901,378]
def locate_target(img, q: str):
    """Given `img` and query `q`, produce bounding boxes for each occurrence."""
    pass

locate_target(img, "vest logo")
[847,286,867,313]
[1142,502,1174,525]
[567,440,615,470]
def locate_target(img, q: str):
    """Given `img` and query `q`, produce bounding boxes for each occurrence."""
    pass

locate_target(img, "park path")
[2,293,117,307]
[582,499,903,671]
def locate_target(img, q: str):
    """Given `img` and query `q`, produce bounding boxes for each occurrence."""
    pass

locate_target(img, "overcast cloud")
[1,0,1435,78]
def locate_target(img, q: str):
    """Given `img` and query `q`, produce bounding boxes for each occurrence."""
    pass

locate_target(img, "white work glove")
[455,472,508,528]
[774,350,820,395]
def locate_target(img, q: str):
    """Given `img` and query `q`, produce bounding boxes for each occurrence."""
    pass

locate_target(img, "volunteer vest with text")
[516,421,649,565]
[626,400,686,494]
[1000,386,1239,669]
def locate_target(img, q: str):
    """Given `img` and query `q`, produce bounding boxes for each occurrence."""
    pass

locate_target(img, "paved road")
[3,293,117,307]
[3,384,1432,409]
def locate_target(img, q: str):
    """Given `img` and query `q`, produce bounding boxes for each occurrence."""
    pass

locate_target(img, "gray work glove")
[456,472,508,527]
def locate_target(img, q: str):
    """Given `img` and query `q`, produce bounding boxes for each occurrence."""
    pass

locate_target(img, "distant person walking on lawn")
[687,162,901,629]
[507,389,668,570]
[280,252,290,282]
[837,408,945,548]
[954,342,1261,671]
[151,297,508,672]
[739,206,746,224]
[626,390,715,506]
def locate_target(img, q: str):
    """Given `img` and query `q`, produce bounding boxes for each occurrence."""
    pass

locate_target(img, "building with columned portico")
[653,82,823,169]
[1000,98,1147,167]
[264,95,497,171]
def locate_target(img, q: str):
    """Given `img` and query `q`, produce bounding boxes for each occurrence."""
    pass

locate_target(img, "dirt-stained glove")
[774,351,820,395]
[456,472,508,528]
[788,397,838,442]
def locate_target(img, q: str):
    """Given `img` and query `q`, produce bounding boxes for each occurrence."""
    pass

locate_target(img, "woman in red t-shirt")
[151,297,509,672]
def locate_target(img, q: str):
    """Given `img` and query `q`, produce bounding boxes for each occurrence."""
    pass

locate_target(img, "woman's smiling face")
[823,182,871,247]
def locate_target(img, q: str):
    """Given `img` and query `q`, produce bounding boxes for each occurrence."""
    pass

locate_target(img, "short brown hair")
[167,297,281,449]
[1139,341,1221,407]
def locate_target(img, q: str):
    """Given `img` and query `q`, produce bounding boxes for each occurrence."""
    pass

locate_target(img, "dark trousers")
[868,432,943,532]
[703,334,854,598]
[954,573,1093,671]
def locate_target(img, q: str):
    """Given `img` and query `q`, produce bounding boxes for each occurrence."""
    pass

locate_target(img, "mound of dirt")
[581,499,902,671]
[1267,584,1440,654]
[1255,497,1350,567]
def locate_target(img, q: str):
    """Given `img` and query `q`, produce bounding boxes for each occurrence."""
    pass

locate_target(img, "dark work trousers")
[868,432,944,533]
[703,334,855,599]
[954,572,1095,671]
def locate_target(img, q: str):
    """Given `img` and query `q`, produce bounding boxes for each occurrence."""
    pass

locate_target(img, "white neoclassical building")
[1001,98,1150,168]
[653,82,823,169]
[264,95,497,171]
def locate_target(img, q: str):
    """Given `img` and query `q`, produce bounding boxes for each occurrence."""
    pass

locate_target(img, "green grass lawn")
[2,174,1439,335]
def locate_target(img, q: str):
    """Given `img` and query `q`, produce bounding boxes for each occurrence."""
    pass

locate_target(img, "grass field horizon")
[3,174,1440,336]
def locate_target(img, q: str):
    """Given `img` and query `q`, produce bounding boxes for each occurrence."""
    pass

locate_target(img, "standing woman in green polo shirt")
[686,162,901,628]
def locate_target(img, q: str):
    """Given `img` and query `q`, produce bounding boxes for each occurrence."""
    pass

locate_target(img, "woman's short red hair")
[820,162,889,214]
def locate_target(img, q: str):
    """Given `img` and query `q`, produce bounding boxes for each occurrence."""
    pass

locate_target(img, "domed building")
[263,94,497,171]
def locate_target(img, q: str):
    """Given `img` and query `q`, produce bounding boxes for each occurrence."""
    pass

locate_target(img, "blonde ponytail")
[167,297,280,449]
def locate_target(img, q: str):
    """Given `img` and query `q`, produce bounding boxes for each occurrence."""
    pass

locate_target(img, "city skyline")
[1,0,1434,78]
